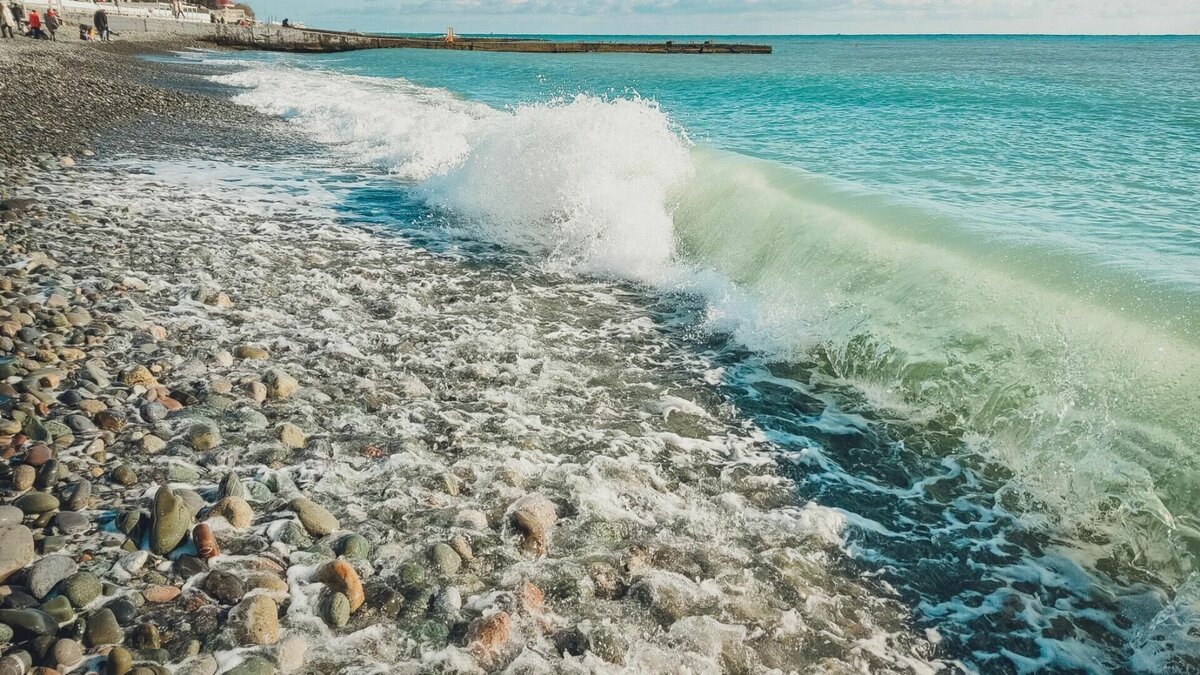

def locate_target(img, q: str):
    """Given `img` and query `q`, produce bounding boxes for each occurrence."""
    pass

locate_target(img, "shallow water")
[152,38,1200,671]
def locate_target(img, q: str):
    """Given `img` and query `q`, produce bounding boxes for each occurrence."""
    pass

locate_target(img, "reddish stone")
[516,581,544,615]
[193,523,220,560]
[468,611,512,655]
[184,594,213,612]
[312,560,365,613]
[143,585,182,603]
[24,444,52,467]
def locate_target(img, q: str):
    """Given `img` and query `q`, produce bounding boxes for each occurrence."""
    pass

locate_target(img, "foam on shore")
[46,146,947,672]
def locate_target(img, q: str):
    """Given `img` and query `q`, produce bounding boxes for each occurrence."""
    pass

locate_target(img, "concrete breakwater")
[204,25,773,54]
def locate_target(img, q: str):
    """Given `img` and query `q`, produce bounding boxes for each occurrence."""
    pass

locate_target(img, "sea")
[169,35,1199,672]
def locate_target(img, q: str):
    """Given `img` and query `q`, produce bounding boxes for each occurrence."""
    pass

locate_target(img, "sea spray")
[423,94,692,280]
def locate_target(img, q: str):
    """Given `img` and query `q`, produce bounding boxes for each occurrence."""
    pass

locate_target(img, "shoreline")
[0,36,262,169]
[0,36,945,674]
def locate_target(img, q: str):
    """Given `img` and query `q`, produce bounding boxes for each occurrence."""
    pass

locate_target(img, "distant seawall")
[204,25,773,54]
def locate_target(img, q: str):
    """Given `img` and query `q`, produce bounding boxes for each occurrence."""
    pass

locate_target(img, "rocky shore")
[0,36,941,675]
[0,38,343,675]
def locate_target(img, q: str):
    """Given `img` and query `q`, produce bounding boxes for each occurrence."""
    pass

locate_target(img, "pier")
[204,26,772,55]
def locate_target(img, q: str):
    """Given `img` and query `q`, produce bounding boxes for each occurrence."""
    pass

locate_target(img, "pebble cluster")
[0,194,346,674]
[0,180,596,675]
[0,38,263,171]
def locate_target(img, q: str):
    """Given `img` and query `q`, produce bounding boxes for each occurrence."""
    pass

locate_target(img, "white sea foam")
[219,66,690,281]
[58,149,948,672]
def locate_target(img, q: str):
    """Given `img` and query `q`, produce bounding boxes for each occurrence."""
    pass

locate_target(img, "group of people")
[0,4,111,42]
[1,3,61,39]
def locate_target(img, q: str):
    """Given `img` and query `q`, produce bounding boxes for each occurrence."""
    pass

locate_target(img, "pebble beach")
[0,35,951,675]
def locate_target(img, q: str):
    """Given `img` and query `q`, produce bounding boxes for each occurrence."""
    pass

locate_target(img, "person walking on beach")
[93,8,109,42]
[45,8,59,40]
[0,3,15,39]
[26,9,45,39]
[9,2,23,33]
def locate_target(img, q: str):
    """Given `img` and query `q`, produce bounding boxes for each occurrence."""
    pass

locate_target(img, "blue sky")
[247,1,1199,35]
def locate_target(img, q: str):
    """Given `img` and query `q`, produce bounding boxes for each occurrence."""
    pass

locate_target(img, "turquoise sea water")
[201,36,1200,671]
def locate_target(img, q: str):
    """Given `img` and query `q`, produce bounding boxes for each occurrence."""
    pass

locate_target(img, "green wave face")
[675,148,1200,577]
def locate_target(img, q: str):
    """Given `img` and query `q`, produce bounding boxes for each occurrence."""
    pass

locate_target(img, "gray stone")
[141,402,168,423]
[431,586,462,619]
[0,506,23,526]
[263,368,300,399]
[218,472,245,500]
[430,543,462,576]
[0,608,58,636]
[273,521,312,548]
[34,459,60,489]
[232,595,278,646]
[225,655,275,675]
[40,595,75,624]
[186,422,220,451]
[58,570,101,608]
[0,524,34,583]
[55,511,90,534]
[288,497,338,537]
[0,654,30,675]
[12,465,34,491]
[230,407,269,431]
[29,554,78,599]
[41,536,67,554]
[177,489,206,518]
[51,637,83,667]
[14,492,59,514]
[202,569,244,605]
[244,481,272,503]
[63,415,97,434]
[63,479,91,511]
[81,364,111,388]
[321,591,349,628]
[104,598,137,625]
[337,533,370,560]
[167,462,201,483]
[105,645,133,675]
[84,607,124,646]
[149,488,190,555]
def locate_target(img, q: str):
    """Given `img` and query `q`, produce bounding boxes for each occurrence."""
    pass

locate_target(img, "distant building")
[210,8,245,23]
[209,0,246,23]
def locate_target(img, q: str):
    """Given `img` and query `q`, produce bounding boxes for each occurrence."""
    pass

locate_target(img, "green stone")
[40,596,74,624]
[338,533,370,559]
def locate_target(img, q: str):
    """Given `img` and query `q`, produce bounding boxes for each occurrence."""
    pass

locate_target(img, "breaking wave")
[216,60,1200,668]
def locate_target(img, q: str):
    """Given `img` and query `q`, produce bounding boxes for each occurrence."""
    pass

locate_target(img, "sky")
[245,0,1200,35]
